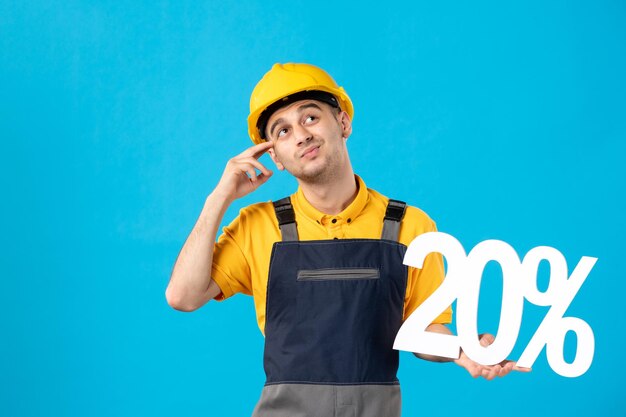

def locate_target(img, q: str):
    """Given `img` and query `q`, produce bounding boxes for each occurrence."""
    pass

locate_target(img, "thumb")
[253,171,273,187]
[479,333,495,347]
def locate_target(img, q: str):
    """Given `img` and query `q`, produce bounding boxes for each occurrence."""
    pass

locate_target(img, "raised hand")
[214,141,274,202]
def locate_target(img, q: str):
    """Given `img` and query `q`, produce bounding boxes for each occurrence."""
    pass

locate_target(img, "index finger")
[498,360,531,373]
[240,140,274,159]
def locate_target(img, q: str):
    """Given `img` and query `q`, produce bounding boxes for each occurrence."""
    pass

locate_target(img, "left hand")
[454,333,532,380]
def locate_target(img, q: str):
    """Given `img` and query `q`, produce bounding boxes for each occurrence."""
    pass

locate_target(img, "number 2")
[393,232,465,359]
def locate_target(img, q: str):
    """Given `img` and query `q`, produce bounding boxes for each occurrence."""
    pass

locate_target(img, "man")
[166,63,527,417]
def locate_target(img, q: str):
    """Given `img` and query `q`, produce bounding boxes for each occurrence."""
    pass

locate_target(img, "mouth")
[300,145,320,159]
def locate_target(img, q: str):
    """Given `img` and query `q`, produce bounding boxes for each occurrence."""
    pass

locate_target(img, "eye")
[305,115,317,124]
[277,127,288,138]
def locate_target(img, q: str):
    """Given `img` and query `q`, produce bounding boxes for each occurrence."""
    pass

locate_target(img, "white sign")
[393,232,597,378]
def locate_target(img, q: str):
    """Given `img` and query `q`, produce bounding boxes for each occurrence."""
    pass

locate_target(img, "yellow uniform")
[211,175,452,334]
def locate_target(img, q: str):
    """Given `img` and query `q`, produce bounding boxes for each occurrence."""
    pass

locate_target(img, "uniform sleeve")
[403,221,453,324]
[211,213,253,301]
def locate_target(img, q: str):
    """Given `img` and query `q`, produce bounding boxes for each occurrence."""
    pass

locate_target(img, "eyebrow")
[269,102,323,137]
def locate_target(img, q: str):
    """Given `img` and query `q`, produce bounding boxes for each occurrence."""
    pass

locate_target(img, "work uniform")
[211,175,452,416]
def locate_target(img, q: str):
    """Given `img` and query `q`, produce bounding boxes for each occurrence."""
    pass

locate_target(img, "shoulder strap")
[273,197,299,242]
[381,199,406,241]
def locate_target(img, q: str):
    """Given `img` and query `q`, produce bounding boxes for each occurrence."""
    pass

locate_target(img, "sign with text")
[394,232,597,378]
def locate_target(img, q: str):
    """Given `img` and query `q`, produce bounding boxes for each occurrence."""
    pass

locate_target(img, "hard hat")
[247,63,354,144]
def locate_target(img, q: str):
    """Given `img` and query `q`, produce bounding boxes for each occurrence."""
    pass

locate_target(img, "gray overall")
[252,198,408,417]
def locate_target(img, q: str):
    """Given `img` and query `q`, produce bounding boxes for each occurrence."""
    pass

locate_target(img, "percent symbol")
[516,247,597,377]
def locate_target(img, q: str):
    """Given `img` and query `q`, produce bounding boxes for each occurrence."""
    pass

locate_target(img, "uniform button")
[347,218,352,223]
[331,218,337,224]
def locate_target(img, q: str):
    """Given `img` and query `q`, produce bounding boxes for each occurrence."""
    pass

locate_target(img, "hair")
[257,90,341,141]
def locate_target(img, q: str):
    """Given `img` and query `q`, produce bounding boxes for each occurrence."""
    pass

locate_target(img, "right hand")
[454,333,532,380]
[214,141,274,202]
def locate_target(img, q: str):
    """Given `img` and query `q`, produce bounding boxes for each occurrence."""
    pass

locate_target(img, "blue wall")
[1,1,624,416]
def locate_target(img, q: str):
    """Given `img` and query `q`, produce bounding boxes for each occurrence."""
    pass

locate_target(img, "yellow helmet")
[247,63,354,144]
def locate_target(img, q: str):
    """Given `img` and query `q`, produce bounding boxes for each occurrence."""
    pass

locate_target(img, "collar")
[293,175,369,224]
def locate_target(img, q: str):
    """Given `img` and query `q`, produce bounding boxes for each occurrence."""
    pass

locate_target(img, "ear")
[268,147,285,171]
[339,111,352,139]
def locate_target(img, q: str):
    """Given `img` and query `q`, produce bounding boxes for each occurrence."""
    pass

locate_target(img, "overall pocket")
[296,268,380,281]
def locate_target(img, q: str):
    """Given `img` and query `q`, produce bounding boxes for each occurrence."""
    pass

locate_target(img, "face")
[265,99,352,184]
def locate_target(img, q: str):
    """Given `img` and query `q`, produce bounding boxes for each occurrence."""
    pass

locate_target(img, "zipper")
[296,268,380,281]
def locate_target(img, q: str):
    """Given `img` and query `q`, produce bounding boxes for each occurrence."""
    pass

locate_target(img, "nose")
[293,124,312,146]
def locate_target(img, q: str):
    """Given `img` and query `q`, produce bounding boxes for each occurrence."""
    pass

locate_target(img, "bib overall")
[251,198,409,417]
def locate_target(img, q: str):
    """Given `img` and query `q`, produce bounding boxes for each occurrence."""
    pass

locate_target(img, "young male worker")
[166,63,527,417]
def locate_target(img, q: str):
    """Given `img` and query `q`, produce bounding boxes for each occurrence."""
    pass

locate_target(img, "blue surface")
[1,1,624,416]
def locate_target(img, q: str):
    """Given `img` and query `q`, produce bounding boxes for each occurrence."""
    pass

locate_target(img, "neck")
[298,169,358,215]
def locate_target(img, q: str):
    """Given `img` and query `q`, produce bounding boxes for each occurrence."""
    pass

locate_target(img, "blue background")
[2,1,625,416]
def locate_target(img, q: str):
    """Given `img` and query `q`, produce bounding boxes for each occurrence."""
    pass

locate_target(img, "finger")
[499,361,531,374]
[244,166,258,182]
[465,363,481,378]
[487,364,500,380]
[479,333,496,347]
[513,365,532,373]
[234,162,259,182]
[253,171,273,187]
[229,160,265,182]
[500,361,515,375]
[502,360,532,373]
[240,140,274,159]
[237,157,271,176]
[498,363,512,377]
